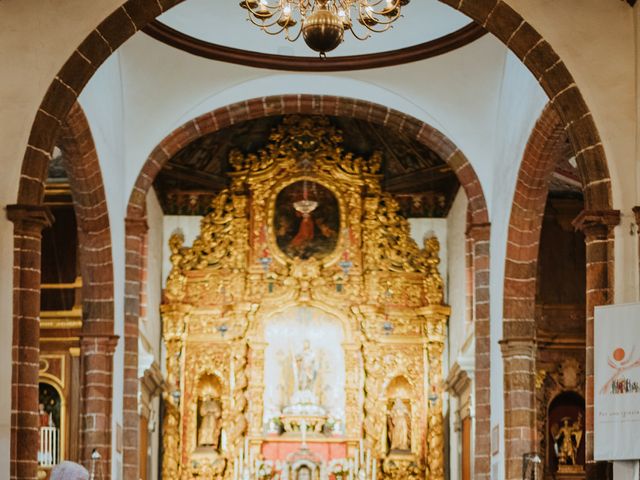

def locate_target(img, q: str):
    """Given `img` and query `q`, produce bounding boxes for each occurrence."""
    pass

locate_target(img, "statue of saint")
[293,341,318,395]
[197,397,222,449]
[388,398,411,451]
[552,414,583,466]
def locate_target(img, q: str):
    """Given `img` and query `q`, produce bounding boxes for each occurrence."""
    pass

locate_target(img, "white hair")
[49,461,89,480]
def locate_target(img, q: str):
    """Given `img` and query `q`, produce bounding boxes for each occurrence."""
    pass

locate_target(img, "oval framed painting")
[274,181,340,260]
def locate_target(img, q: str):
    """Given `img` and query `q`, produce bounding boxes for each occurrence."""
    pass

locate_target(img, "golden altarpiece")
[161,116,450,480]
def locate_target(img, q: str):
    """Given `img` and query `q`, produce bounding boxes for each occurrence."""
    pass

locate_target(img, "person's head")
[39,403,45,412]
[50,461,89,480]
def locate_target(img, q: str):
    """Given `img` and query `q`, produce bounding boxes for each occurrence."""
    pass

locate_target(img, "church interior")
[1,1,639,480]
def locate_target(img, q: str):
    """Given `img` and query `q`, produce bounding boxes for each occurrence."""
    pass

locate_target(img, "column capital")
[125,216,149,235]
[80,333,119,354]
[499,337,536,359]
[572,209,620,236]
[466,222,491,240]
[6,204,54,229]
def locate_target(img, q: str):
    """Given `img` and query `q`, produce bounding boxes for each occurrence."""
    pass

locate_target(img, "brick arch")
[501,104,567,480]
[17,1,611,213]
[127,95,488,223]
[11,1,616,479]
[123,93,492,479]
[57,102,117,472]
[501,104,619,480]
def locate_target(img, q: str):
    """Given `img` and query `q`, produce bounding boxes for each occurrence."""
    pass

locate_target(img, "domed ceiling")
[153,115,460,217]
[148,0,486,68]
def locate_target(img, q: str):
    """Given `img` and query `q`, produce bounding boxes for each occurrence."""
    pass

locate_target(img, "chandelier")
[239,0,410,57]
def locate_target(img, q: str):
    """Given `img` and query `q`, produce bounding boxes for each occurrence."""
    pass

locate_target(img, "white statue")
[293,340,318,395]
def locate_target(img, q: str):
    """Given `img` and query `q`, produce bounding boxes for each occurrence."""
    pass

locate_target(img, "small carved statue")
[198,397,222,449]
[552,414,583,466]
[388,398,411,451]
[293,340,318,395]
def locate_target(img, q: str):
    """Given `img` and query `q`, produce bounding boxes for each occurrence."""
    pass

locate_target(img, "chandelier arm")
[285,26,304,42]
[345,24,372,41]
[357,6,401,26]
[245,1,279,14]
[246,13,289,30]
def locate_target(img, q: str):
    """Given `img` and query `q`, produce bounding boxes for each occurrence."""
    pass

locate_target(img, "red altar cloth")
[261,440,348,462]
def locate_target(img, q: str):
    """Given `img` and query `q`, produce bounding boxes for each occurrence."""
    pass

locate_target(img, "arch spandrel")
[161,115,451,479]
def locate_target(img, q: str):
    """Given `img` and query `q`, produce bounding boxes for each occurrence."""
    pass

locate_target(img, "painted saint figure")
[198,397,222,449]
[388,398,411,451]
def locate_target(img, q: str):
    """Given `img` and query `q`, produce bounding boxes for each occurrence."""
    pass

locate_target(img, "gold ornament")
[160,116,450,479]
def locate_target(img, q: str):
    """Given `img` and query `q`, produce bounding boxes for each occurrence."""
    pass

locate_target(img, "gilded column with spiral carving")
[160,303,189,480]
[228,342,249,453]
[423,307,449,480]
[362,342,384,451]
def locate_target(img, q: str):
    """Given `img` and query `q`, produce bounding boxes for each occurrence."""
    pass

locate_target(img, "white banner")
[594,303,640,461]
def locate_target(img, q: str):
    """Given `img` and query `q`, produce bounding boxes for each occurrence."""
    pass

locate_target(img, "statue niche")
[197,374,223,452]
[548,391,585,476]
[385,376,412,455]
[263,306,345,435]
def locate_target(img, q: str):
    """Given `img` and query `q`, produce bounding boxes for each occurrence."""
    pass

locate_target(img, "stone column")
[573,209,619,480]
[466,222,491,480]
[80,334,118,477]
[123,217,148,480]
[424,306,450,480]
[7,204,53,480]
[500,338,537,480]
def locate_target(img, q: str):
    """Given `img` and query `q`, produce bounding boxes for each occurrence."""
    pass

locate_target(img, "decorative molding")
[143,20,487,72]
[6,203,54,228]
[571,209,621,233]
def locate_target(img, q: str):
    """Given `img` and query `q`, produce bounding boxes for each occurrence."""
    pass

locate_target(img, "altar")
[160,116,450,480]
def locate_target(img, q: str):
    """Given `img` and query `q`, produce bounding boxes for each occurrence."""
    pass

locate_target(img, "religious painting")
[274,181,339,260]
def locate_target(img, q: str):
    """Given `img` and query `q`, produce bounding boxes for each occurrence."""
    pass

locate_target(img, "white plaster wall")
[487,51,548,478]
[78,52,126,480]
[143,190,164,480]
[445,189,469,480]
[144,190,164,360]
[116,33,505,216]
[447,190,470,361]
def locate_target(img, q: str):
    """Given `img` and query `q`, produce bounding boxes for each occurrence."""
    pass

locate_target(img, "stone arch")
[17,1,611,214]
[56,102,117,471]
[501,104,567,479]
[502,104,618,480]
[11,2,616,479]
[124,93,491,479]
[8,102,116,479]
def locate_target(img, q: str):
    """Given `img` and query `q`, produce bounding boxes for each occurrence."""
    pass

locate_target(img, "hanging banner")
[594,303,640,461]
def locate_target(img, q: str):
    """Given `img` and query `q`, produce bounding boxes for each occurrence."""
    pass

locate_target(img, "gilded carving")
[161,116,450,479]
